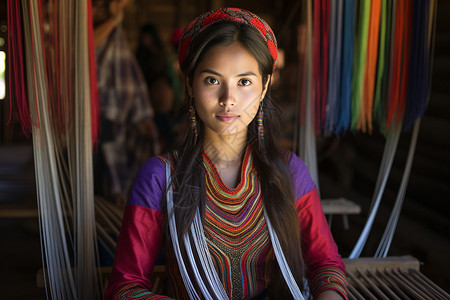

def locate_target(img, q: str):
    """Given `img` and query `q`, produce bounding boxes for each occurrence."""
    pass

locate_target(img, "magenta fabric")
[105,205,164,297]
[296,189,345,275]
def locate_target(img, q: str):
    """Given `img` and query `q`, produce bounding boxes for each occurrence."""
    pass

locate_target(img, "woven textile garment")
[105,145,347,299]
[202,147,272,299]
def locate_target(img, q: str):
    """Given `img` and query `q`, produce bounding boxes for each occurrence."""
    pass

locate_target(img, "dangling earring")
[257,101,264,150]
[189,99,198,144]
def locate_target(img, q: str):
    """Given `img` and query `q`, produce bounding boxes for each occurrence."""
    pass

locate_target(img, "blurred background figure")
[92,0,159,207]
[136,23,183,152]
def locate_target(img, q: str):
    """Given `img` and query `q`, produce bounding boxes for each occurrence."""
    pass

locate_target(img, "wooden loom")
[343,256,450,300]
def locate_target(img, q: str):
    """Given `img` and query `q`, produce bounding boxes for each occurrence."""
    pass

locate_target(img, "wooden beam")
[322,197,361,215]
[0,208,38,218]
[343,255,421,272]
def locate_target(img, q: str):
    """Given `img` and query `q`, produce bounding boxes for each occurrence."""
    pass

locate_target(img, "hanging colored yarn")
[359,0,381,133]
[7,0,33,136]
[295,0,438,260]
[335,0,355,134]
[350,0,370,132]
[404,0,434,130]
[324,0,343,136]
[302,0,436,136]
[7,0,102,299]
[373,0,391,129]
[7,0,99,143]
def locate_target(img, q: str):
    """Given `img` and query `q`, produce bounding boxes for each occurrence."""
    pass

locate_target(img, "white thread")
[264,208,305,299]
[166,162,201,299]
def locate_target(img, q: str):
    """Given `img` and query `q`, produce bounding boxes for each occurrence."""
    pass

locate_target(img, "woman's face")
[188,42,269,139]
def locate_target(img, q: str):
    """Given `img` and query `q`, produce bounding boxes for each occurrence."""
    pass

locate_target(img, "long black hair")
[167,20,305,298]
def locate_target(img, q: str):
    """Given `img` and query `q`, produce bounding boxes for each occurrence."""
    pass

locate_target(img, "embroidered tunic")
[203,148,271,299]
[105,146,348,299]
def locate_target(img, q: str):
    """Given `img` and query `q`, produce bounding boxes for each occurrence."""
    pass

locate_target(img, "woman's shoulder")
[282,150,317,198]
[282,151,306,170]
[127,152,178,211]
[139,151,178,173]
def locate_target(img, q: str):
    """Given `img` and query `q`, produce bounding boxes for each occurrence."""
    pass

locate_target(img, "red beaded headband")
[178,7,278,74]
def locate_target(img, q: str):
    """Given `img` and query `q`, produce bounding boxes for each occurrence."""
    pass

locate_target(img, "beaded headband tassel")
[178,7,278,75]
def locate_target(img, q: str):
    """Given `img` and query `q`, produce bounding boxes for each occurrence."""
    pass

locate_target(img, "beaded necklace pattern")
[202,147,271,299]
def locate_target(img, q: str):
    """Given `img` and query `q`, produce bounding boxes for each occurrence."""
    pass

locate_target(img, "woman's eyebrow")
[199,69,221,75]
[236,71,257,77]
[199,69,257,77]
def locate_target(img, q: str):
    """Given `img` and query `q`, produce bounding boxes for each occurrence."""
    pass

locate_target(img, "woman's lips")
[216,113,239,123]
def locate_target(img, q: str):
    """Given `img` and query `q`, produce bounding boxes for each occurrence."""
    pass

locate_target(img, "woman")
[105,7,348,300]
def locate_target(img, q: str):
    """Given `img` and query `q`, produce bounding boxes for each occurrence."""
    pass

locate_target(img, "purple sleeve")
[104,156,170,299]
[287,152,316,199]
[288,152,348,299]
[128,156,167,211]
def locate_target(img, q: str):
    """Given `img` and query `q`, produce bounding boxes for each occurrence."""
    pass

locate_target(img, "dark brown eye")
[205,77,219,85]
[238,79,251,86]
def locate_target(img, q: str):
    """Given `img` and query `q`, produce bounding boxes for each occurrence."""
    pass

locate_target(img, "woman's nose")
[219,84,236,107]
